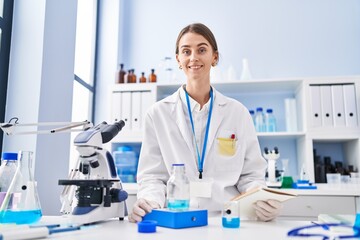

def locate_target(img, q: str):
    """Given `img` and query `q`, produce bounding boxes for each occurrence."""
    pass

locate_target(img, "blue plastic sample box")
[143,209,208,229]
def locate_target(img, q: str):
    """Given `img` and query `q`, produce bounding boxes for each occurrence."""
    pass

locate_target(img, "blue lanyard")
[184,87,213,179]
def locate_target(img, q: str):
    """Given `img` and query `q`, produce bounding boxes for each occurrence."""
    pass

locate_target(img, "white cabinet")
[110,83,157,142]
[110,76,360,183]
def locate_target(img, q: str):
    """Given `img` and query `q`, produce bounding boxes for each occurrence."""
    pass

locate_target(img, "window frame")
[0,0,14,153]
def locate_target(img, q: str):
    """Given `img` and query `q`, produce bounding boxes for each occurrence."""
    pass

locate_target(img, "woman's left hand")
[253,199,282,221]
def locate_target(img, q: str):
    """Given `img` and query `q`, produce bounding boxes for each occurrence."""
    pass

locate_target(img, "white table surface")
[39,216,310,240]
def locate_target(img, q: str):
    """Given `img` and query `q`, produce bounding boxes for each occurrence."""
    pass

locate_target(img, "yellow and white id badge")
[190,178,213,198]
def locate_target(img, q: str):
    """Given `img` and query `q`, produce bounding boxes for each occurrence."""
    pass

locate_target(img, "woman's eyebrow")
[180,42,209,49]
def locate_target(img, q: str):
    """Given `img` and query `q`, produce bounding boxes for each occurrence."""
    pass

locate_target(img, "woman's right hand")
[128,198,161,223]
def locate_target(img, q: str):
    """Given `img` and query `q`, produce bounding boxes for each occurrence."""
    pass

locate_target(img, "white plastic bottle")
[265,108,277,132]
[254,107,265,132]
[166,163,190,211]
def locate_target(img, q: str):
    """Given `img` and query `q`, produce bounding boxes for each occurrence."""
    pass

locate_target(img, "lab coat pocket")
[217,137,237,156]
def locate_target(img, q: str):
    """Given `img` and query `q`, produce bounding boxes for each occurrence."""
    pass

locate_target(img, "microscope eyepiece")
[101,120,126,143]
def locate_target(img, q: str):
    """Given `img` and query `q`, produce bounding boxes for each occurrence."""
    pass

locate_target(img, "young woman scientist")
[129,23,282,223]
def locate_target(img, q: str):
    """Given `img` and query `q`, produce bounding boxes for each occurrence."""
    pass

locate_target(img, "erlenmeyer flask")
[0,151,42,224]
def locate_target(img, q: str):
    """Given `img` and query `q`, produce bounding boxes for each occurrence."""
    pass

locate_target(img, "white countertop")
[39,216,310,240]
[281,183,360,196]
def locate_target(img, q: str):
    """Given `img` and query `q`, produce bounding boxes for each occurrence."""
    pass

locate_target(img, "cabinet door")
[111,92,121,122]
[131,91,141,130]
[281,195,356,218]
[331,85,346,127]
[343,84,358,127]
[320,85,334,127]
[310,86,322,128]
[121,92,132,130]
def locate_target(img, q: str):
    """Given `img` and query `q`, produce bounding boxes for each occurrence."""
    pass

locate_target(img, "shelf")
[257,132,305,140]
[156,78,303,97]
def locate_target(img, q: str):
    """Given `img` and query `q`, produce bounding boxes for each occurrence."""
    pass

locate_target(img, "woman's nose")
[190,52,199,61]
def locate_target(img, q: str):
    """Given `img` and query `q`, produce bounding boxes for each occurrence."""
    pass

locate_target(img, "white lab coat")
[137,86,266,212]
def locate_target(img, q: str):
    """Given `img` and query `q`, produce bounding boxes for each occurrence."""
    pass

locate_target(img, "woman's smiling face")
[176,32,218,81]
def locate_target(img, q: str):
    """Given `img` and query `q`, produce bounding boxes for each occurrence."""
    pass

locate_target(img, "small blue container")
[222,217,240,228]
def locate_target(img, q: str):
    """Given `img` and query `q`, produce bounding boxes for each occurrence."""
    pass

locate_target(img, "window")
[69,0,98,168]
[0,0,14,153]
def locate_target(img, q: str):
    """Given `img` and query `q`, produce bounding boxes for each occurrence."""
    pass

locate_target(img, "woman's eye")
[199,48,207,54]
[183,50,190,55]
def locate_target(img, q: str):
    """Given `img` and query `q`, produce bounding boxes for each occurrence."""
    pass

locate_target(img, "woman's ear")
[213,52,219,66]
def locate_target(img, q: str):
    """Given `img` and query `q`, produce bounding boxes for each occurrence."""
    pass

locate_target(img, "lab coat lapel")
[204,90,226,165]
[169,89,194,156]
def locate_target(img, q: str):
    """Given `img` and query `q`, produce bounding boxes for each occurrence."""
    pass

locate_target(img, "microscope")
[0,119,128,224]
[263,147,282,188]
[59,120,128,224]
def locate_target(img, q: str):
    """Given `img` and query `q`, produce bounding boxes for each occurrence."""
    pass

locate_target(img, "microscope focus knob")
[110,188,128,203]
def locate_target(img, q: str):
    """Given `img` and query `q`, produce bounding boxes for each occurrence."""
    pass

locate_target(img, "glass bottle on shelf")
[166,163,190,211]
[249,110,255,126]
[116,63,126,84]
[254,107,265,132]
[131,69,137,83]
[265,108,277,132]
[149,69,157,83]
[139,72,147,83]
[126,70,131,84]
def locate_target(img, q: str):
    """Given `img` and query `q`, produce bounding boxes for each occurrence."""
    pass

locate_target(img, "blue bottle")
[166,164,190,211]
[265,108,277,132]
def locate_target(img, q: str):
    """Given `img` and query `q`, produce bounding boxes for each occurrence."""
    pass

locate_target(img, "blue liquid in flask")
[167,200,190,211]
[0,209,42,224]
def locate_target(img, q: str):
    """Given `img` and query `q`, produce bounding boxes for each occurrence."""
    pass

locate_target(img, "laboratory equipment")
[113,148,137,183]
[0,152,18,194]
[0,225,81,240]
[58,120,128,224]
[263,147,282,188]
[143,209,208,229]
[265,108,277,132]
[137,220,157,233]
[249,110,255,126]
[222,201,240,228]
[0,118,128,224]
[149,69,157,83]
[116,63,126,84]
[166,163,190,211]
[0,151,42,224]
[240,58,252,80]
[287,223,360,239]
[254,107,265,132]
[139,72,147,83]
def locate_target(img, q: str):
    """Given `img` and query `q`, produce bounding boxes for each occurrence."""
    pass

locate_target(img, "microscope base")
[62,201,127,225]
[266,181,282,188]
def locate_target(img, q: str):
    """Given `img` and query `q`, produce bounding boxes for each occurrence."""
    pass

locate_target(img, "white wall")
[3,0,77,215]
[95,0,360,126]
[123,0,360,79]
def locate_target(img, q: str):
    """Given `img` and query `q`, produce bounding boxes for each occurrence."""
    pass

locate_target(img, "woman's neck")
[185,81,211,108]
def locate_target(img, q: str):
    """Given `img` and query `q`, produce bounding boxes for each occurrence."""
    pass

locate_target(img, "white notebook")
[231,187,297,219]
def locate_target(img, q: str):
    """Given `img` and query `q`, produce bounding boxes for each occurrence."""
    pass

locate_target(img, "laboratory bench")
[39,216,311,240]
[123,183,360,220]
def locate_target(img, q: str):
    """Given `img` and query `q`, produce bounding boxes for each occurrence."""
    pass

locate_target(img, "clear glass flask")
[166,163,190,211]
[0,151,42,224]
